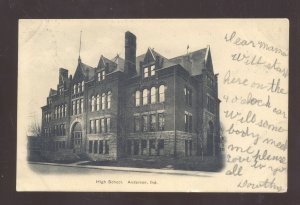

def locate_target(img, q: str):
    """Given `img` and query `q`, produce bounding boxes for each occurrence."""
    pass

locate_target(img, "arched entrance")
[207,121,214,156]
[70,122,82,153]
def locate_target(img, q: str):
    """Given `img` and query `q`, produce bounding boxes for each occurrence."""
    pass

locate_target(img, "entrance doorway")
[70,122,82,153]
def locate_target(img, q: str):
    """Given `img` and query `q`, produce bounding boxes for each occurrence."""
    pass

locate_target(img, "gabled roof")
[74,60,95,81]
[111,55,125,72]
[49,88,57,96]
[169,47,211,76]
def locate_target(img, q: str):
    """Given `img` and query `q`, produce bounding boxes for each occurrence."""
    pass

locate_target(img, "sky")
[18,19,289,134]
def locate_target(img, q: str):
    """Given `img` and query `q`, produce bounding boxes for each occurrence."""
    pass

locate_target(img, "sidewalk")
[29,161,213,177]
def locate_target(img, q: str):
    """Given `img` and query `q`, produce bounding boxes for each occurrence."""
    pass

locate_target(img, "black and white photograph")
[17,19,288,192]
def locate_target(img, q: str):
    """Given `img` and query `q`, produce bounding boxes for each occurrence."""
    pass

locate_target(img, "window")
[159,85,165,102]
[134,116,140,132]
[150,114,156,131]
[158,113,165,131]
[99,140,103,154]
[142,115,148,132]
[94,140,98,154]
[91,96,95,112]
[97,72,101,81]
[80,99,84,113]
[74,84,77,94]
[102,70,106,80]
[126,140,132,155]
[82,81,84,91]
[77,83,81,93]
[64,104,67,117]
[55,107,57,119]
[149,139,156,155]
[77,100,80,114]
[135,90,140,106]
[158,139,164,155]
[150,87,156,104]
[72,101,76,115]
[107,91,111,109]
[207,95,215,113]
[141,140,147,155]
[89,141,93,153]
[107,118,111,133]
[142,89,148,105]
[101,93,106,110]
[104,118,107,133]
[100,118,105,133]
[184,87,192,106]
[133,140,139,155]
[96,95,100,111]
[90,120,95,133]
[144,67,149,78]
[95,119,99,133]
[185,112,193,133]
[150,65,155,76]
[105,140,109,154]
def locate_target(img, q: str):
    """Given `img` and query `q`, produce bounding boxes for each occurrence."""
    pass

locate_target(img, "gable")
[143,48,156,65]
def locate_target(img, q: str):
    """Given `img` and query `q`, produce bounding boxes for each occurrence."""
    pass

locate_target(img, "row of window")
[90,91,111,112]
[54,104,68,119]
[73,81,85,94]
[72,99,84,115]
[43,141,66,151]
[135,85,165,106]
[89,118,111,134]
[184,112,193,133]
[126,139,165,156]
[97,70,106,81]
[44,124,66,137]
[44,112,51,122]
[143,64,156,78]
[88,140,109,154]
[134,113,165,132]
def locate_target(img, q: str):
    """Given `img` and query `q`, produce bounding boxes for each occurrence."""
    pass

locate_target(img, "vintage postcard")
[17,19,288,192]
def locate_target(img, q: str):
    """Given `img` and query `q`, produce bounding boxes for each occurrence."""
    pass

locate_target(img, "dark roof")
[49,88,57,96]
[73,46,210,80]
[169,48,208,76]
[78,61,95,81]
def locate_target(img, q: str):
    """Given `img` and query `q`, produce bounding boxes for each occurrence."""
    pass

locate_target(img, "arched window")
[96,94,100,111]
[107,91,112,109]
[135,90,140,106]
[159,85,165,102]
[82,81,84,92]
[91,96,95,112]
[150,87,156,104]
[143,89,148,105]
[101,93,106,110]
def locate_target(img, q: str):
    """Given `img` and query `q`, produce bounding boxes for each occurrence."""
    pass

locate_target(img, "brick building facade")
[40,31,221,161]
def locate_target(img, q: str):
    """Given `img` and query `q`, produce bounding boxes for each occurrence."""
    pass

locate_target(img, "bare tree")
[28,118,42,137]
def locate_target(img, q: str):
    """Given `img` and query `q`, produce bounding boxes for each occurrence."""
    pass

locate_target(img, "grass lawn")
[80,154,225,172]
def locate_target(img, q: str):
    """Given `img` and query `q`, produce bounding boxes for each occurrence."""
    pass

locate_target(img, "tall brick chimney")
[59,68,68,85]
[124,31,137,76]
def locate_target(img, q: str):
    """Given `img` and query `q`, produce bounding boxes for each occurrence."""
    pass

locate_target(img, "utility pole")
[174,66,177,158]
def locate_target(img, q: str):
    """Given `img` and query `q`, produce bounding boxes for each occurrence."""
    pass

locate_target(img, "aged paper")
[17,19,288,192]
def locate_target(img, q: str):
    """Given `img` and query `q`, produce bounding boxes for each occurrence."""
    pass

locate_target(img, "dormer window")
[97,70,106,81]
[150,65,155,76]
[144,67,149,78]
[102,70,106,80]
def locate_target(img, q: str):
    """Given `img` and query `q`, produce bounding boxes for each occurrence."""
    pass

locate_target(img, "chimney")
[124,31,137,76]
[59,68,68,85]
